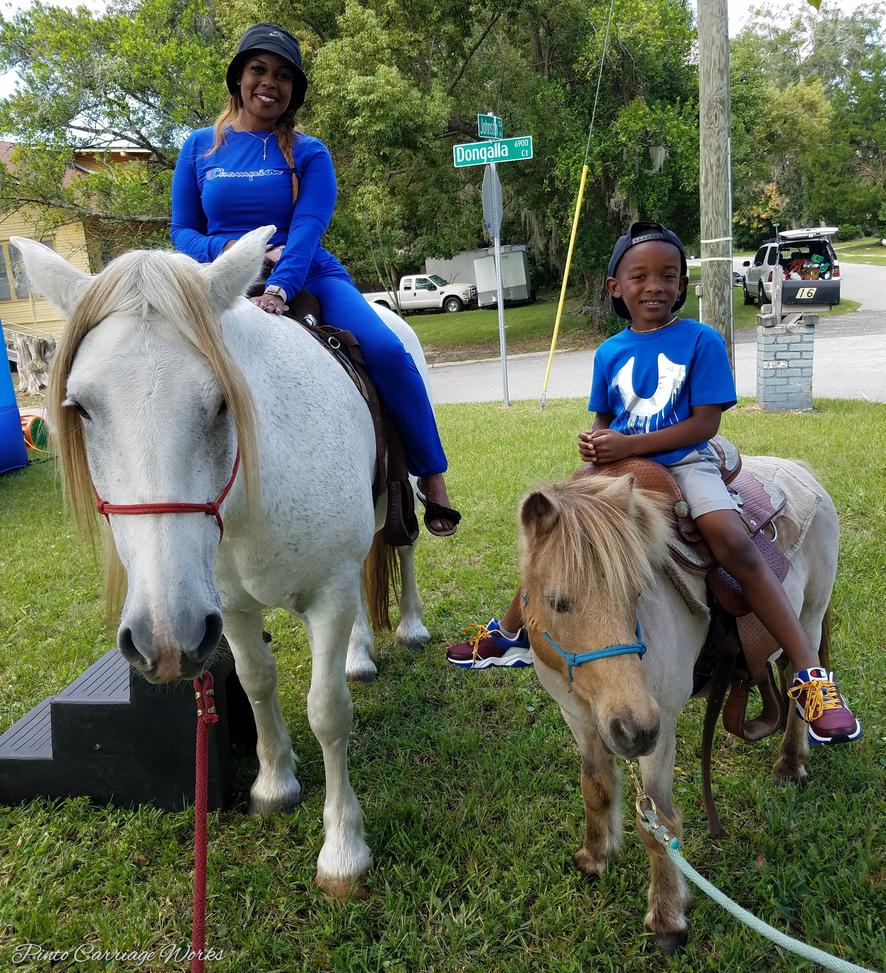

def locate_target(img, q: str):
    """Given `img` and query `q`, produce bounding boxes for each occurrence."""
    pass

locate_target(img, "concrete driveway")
[430,261,886,405]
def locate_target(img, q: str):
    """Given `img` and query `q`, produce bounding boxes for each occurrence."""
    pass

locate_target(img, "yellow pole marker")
[540,162,589,410]
[539,0,613,410]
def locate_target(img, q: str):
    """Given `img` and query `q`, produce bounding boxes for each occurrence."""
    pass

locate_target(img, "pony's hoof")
[654,930,688,955]
[772,760,808,786]
[315,871,368,899]
[572,847,606,879]
[248,781,302,816]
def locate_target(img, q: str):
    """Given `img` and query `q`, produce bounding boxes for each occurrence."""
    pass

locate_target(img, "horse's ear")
[600,473,636,510]
[520,490,560,539]
[10,237,91,315]
[203,225,276,315]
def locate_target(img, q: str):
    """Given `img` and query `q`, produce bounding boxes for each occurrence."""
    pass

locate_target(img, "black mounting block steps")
[0,642,256,811]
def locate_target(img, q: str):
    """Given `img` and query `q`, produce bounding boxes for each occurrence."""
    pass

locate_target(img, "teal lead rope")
[628,763,881,973]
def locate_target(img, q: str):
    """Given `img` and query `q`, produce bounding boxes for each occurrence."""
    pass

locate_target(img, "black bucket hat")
[607,221,688,320]
[226,23,308,112]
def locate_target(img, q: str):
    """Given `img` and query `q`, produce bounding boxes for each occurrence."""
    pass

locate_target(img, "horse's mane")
[47,249,259,615]
[522,476,672,609]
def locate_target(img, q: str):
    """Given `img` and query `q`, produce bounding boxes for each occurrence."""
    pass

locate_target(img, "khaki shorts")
[667,444,740,519]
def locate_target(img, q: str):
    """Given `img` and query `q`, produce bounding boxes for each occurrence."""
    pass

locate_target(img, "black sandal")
[416,489,462,537]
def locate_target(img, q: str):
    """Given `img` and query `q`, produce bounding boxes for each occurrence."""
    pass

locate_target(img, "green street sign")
[453,136,533,168]
[477,113,503,139]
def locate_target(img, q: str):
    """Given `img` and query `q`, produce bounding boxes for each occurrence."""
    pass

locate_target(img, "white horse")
[518,466,839,949]
[14,227,430,896]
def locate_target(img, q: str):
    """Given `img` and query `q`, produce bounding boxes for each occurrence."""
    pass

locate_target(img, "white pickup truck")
[363,274,477,313]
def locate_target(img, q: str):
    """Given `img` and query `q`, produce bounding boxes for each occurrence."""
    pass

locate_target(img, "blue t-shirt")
[587,318,736,465]
[170,126,350,299]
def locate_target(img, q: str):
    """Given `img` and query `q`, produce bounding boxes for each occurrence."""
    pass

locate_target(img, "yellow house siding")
[0,215,89,338]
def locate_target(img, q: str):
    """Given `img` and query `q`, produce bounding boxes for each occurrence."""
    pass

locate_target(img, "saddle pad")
[741,457,823,558]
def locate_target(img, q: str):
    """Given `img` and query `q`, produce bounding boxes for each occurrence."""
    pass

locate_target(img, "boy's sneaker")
[446,618,533,669]
[787,667,862,746]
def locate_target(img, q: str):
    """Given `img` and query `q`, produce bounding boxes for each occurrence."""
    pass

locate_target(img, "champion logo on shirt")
[206,166,282,182]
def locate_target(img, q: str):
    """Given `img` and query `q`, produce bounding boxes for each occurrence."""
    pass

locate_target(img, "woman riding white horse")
[13,226,429,896]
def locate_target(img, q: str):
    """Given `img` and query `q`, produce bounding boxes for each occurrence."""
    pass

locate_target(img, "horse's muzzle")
[118,611,224,683]
[607,713,660,758]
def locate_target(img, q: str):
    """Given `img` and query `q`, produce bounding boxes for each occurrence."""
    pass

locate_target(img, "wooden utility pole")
[697,0,735,366]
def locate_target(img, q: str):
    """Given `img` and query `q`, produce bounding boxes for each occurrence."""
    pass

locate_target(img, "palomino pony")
[518,466,838,949]
[13,227,431,896]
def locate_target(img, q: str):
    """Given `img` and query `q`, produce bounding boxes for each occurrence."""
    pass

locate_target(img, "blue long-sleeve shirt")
[171,126,351,298]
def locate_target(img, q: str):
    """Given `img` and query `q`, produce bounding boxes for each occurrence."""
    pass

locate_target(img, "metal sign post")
[482,163,508,405]
[453,112,534,406]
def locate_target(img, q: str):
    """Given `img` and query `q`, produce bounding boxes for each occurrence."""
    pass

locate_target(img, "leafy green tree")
[0,0,702,319]
[730,1,886,243]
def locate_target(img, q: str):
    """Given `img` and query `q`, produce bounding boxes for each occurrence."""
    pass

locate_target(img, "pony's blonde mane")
[522,476,672,610]
[47,248,259,617]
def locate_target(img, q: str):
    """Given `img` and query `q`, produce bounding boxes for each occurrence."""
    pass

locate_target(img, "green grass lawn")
[404,296,591,363]
[1,401,884,973]
[835,237,886,266]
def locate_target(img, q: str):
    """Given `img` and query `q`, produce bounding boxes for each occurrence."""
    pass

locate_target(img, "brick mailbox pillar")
[756,310,817,412]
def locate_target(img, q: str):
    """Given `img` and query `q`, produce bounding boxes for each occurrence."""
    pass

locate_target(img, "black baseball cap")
[226,23,308,111]
[607,221,688,320]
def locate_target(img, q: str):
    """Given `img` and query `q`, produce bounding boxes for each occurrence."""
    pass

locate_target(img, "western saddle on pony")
[581,438,791,838]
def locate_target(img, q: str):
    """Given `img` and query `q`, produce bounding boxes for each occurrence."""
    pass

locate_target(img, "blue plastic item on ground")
[0,323,28,474]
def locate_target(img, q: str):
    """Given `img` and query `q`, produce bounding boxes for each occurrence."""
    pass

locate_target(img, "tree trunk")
[12,332,56,395]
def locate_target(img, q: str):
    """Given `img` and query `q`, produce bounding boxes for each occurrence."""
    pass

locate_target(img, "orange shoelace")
[464,623,492,662]
[787,677,842,721]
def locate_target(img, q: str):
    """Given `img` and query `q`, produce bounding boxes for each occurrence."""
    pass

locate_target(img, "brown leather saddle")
[248,281,419,547]
[580,436,790,837]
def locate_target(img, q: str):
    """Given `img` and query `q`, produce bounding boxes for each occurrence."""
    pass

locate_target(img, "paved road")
[430,261,886,405]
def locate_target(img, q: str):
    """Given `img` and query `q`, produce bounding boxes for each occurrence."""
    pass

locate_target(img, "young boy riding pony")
[448,221,861,747]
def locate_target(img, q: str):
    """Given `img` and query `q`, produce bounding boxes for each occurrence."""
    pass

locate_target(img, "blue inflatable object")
[0,323,28,474]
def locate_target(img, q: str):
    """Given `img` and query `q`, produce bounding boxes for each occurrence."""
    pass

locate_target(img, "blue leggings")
[305,274,447,476]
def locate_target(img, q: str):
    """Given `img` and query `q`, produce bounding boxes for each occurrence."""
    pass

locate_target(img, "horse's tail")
[818,600,832,671]
[364,533,400,631]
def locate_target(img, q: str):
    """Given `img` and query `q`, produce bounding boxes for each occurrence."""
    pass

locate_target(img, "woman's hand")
[578,428,634,464]
[250,293,289,315]
[265,245,284,265]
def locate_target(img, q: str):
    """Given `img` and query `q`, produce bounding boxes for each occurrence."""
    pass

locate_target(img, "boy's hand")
[578,430,597,463]
[579,429,634,464]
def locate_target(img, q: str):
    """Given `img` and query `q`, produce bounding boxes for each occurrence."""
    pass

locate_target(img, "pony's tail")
[363,533,400,631]
[818,601,832,672]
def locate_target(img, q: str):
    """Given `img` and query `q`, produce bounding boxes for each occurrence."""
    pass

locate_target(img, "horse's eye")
[63,397,91,421]
[216,399,228,418]
[548,596,571,614]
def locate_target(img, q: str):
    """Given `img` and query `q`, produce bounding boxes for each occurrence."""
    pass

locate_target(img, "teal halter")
[542,624,646,683]
[522,589,646,683]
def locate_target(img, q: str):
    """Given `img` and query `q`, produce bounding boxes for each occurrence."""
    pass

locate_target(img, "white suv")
[742,228,840,308]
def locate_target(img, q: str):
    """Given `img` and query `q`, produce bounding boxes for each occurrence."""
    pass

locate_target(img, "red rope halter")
[94,451,240,539]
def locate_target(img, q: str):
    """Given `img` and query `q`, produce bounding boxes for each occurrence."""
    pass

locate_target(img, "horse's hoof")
[654,930,688,955]
[248,782,302,816]
[572,847,605,879]
[347,668,378,685]
[315,871,368,899]
[395,623,430,648]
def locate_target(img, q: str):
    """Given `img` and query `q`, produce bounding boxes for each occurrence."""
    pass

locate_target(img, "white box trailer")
[473,246,532,307]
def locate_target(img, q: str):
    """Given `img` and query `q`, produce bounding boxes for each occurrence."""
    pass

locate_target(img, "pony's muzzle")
[608,712,661,758]
[117,610,224,683]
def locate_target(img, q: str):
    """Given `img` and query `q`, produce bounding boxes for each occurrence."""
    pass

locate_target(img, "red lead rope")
[191,673,220,973]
